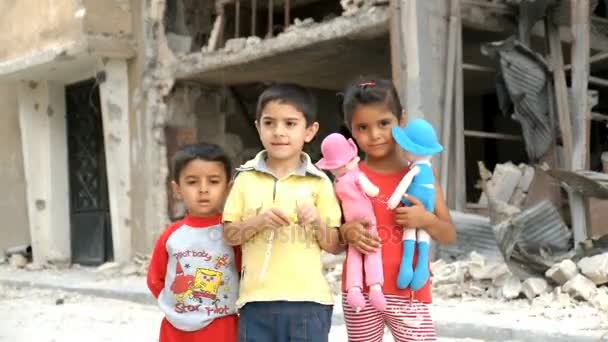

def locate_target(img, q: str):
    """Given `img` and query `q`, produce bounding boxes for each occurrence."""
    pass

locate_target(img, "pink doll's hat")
[316,133,358,170]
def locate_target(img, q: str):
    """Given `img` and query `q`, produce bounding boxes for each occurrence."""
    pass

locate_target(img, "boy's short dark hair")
[255,83,317,126]
[172,143,232,182]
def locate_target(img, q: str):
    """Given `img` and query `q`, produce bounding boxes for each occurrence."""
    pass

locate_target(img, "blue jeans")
[238,301,333,342]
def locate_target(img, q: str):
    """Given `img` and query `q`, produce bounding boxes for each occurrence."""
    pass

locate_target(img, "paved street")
[0,284,490,342]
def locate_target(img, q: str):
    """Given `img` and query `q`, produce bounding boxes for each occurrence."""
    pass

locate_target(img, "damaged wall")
[0,0,81,63]
[130,0,177,255]
[0,84,30,253]
[83,0,133,38]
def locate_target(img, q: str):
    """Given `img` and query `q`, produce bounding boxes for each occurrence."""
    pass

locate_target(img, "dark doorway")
[66,80,113,265]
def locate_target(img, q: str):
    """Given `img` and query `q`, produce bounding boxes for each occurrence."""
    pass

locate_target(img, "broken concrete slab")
[433,261,466,285]
[577,253,608,285]
[469,261,511,282]
[563,274,597,301]
[522,277,549,300]
[545,259,579,285]
[502,275,523,299]
[176,7,390,90]
[510,164,535,207]
[479,162,523,207]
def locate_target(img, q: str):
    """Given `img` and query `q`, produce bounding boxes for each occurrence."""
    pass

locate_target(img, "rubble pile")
[322,252,345,297]
[340,0,388,17]
[432,251,608,312]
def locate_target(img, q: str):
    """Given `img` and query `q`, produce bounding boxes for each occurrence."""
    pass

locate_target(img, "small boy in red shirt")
[147,143,240,342]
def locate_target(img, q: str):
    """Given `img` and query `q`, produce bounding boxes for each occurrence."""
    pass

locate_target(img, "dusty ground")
[0,284,491,342]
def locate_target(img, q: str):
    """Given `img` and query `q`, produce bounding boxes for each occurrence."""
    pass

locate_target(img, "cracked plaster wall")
[0,84,30,254]
[0,0,81,62]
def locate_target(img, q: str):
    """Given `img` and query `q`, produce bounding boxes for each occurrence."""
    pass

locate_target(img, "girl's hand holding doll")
[339,220,381,255]
[394,194,435,229]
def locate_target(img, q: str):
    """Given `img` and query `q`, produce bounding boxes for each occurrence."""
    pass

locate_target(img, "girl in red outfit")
[147,143,240,342]
[337,79,457,341]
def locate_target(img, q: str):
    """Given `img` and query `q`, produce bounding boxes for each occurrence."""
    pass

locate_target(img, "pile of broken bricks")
[432,251,608,312]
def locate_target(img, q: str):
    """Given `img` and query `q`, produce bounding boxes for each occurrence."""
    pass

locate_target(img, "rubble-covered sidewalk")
[2,257,607,341]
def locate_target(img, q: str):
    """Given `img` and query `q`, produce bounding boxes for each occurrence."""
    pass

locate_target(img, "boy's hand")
[296,202,321,226]
[340,220,381,255]
[259,208,291,230]
[394,194,434,228]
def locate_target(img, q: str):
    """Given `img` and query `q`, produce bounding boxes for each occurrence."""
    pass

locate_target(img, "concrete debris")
[340,0,387,17]
[432,261,466,286]
[341,0,366,16]
[166,33,192,55]
[562,274,597,301]
[469,260,511,282]
[223,38,247,53]
[522,277,549,300]
[577,253,608,285]
[434,283,463,298]
[25,263,44,271]
[321,252,345,297]
[545,259,579,285]
[284,18,316,33]
[590,286,608,311]
[220,36,263,54]
[245,36,262,47]
[120,264,139,276]
[0,253,6,265]
[478,162,525,207]
[551,287,575,309]
[9,254,27,269]
[95,262,122,275]
[501,275,523,299]
[511,164,535,208]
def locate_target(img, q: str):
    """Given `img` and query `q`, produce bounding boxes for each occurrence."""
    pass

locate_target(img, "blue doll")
[387,118,443,291]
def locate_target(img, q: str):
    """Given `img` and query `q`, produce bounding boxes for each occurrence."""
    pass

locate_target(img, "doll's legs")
[346,245,366,311]
[364,222,386,311]
[411,229,431,291]
[410,190,435,291]
[397,228,416,289]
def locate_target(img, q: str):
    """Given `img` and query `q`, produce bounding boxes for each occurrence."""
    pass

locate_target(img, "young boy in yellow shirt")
[223,83,343,342]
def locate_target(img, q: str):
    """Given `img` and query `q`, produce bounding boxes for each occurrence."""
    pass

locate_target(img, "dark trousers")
[238,301,333,342]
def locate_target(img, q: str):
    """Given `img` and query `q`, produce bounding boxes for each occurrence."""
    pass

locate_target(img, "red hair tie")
[359,81,376,89]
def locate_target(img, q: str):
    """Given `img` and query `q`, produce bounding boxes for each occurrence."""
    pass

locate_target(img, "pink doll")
[316,133,386,312]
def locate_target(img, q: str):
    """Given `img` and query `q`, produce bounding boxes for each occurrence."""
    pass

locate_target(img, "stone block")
[522,277,549,300]
[501,275,522,299]
[545,259,579,285]
[577,253,608,285]
[563,274,597,301]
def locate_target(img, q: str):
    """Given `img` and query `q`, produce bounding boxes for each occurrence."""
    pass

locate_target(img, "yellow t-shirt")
[223,151,342,308]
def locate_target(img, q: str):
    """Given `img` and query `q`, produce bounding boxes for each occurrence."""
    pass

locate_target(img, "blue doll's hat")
[392,119,443,155]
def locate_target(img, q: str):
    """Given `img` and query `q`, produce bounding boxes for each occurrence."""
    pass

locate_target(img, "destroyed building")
[1,0,608,282]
